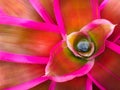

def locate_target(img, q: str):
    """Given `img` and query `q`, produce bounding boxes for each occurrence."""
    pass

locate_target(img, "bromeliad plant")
[0,0,120,90]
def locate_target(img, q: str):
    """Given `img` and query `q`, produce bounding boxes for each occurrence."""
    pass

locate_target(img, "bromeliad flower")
[0,0,120,90]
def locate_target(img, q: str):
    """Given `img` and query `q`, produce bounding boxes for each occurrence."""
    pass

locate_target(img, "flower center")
[67,32,95,58]
[77,39,90,52]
